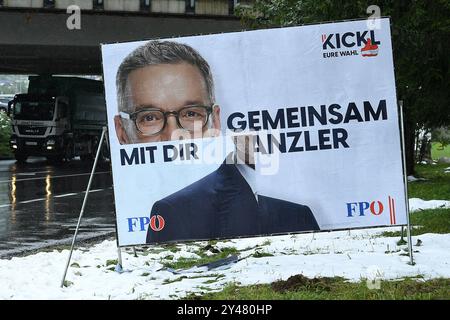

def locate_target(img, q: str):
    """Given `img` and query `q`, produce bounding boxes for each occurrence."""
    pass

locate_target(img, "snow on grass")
[0,197,448,299]
[410,198,450,212]
[407,175,427,182]
[0,226,449,300]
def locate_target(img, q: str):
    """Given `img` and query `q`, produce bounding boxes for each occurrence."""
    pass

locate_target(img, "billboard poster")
[101,17,406,246]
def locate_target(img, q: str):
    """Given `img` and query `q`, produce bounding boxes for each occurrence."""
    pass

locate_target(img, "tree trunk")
[417,131,432,163]
[403,118,416,176]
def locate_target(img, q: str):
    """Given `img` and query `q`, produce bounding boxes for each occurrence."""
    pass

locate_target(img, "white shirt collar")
[233,152,258,202]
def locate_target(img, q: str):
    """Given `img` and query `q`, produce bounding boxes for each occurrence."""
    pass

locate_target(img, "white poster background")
[101,18,406,246]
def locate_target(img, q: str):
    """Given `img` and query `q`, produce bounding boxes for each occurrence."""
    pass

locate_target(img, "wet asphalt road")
[0,157,116,258]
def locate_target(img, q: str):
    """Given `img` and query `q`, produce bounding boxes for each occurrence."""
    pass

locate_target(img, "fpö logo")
[346,196,397,225]
[127,214,165,232]
[322,30,380,59]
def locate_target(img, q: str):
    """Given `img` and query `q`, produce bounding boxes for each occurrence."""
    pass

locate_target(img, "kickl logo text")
[322,30,380,59]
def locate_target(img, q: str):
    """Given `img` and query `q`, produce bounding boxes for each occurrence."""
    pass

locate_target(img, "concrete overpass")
[0,4,245,75]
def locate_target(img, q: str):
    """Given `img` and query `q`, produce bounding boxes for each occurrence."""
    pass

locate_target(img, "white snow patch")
[1,227,449,300]
[409,198,450,212]
[407,175,427,182]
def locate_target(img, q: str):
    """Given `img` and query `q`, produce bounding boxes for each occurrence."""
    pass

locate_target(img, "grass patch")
[63,280,74,288]
[381,208,450,237]
[196,286,215,292]
[408,164,450,200]
[187,275,450,300]
[162,247,239,270]
[386,162,450,238]
[162,276,188,285]
[144,248,168,255]
[203,278,222,284]
[160,243,181,253]
[409,208,450,234]
[432,142,450,160]
[106,259,118,266]
[202,274,226,284]
[162,273,225,285]
[241,240,273,253]
[252,251,274,258]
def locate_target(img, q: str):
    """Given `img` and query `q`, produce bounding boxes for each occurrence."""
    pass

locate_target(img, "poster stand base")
[399,100,415,266]
[398,226,407,245]
[60,127,124,287]
[116,245,123,272]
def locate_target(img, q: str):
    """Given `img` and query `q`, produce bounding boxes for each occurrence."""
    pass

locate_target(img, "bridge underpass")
[0,8,243,74]
[0,4,245,256]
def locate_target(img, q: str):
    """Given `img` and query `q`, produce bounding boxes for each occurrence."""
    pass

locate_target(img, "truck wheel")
[15,154,28,163]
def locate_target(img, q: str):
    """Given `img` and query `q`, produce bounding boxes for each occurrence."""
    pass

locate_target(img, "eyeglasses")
[120,104,214,136]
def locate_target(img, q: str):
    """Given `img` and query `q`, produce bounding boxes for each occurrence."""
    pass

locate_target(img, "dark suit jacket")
[146,162,319,243]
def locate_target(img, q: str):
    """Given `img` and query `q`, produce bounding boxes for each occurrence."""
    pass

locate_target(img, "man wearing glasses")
[114,41,220,144]
[114,40,319,243]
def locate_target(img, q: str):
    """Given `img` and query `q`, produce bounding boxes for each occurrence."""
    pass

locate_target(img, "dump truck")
[9,76,107,163]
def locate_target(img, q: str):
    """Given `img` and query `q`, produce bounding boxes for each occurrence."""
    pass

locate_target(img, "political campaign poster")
[101,17,406,246]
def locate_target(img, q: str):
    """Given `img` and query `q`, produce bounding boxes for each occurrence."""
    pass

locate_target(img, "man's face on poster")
[114,62,221,144]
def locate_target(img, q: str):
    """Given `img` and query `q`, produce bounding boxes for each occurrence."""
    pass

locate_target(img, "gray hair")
[116,40,215,113]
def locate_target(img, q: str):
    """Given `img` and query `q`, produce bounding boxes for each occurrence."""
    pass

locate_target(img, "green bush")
[432,142,450,160]
[0,112,12,158]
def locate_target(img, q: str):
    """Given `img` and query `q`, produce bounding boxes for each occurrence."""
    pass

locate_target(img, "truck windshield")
[13,101,55,121]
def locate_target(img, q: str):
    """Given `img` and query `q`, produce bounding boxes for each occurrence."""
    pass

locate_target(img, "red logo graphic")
[149,215,165,232]
[361,38,379,57]
[388,196,396,225]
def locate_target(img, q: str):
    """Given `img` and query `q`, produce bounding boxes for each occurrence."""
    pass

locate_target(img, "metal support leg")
[399,101,414,265]
[61,127,108,287]
[117,246,123,268]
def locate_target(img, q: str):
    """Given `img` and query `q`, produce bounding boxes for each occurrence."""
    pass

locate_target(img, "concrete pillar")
[54,0,94,10]
[151,0,185,14]
[4,0,44,8]
[195,0,229,15]
[103,0,140,12]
